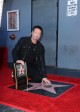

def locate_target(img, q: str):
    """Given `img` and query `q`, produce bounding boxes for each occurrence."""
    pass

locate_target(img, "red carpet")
[0,67,80,112]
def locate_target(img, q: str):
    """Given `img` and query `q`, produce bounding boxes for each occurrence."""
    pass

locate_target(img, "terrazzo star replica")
[9,80,74,98]
[17,80,74,98]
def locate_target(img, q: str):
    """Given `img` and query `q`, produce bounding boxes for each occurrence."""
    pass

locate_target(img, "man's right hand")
[16,60,24,65]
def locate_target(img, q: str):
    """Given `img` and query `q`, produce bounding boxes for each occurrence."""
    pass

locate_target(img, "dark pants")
[27,66,42,83]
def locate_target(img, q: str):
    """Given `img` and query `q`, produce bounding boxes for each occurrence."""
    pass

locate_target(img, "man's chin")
[33,37,39,41]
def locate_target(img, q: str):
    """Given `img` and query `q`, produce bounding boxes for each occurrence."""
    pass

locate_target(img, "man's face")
[32,28,42,41]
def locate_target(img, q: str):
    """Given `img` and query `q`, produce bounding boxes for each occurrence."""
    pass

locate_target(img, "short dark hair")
[32,25,43,36]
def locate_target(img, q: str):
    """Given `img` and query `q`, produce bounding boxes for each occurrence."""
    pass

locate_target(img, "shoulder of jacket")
[38,41,44,48]
[19,36,31,42]
[37,42,45,52]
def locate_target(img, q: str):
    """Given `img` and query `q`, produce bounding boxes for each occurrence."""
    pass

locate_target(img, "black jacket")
[12,37,47,78]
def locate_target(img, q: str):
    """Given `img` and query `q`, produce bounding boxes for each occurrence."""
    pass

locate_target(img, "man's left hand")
[42,78,51,85]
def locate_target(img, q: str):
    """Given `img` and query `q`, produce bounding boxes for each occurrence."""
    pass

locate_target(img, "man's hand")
[42,78,51,85]
[16,60,24,65]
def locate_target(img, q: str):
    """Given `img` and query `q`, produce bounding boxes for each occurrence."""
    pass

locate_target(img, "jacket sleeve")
[39,46,47,78]
[12,37,26,62]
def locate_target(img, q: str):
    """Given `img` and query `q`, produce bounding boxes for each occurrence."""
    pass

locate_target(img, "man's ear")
[31,31,33,35]
[32,31,33,34]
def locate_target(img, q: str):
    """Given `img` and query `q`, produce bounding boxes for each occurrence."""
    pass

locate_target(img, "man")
[12,25,51,85]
